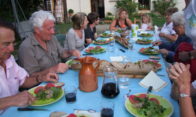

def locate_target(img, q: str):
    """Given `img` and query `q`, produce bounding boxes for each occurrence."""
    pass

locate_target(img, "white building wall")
[66,0,91,14]
[104,0,117,16]
[175,0,186,11]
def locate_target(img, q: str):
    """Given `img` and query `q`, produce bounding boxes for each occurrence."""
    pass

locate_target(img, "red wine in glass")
[65,93,76,103]
[101,108,114,117]
[101,82,120,98]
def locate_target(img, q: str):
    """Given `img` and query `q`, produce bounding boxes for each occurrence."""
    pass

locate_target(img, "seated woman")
[109,8,132,31]
[64,12,88,57]
[158,8,179,49]
[140,14,153,31]
[158,11,192,63]
[84,12,100,46]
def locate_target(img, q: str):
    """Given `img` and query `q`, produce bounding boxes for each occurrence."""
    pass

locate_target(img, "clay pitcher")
[76,56,99,92]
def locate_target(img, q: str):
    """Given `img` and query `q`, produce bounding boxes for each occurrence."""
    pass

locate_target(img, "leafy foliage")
[115,0,138,17]
[0,0,43,21]
[153,0,176,16]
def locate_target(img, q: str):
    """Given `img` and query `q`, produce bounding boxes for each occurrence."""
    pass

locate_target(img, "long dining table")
[1,31,180,117]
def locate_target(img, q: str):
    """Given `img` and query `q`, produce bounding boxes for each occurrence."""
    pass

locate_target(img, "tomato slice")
[138,94,147,98]
[67,113,77,117]
[45,83,55,89]
[34,86,44,94]
[149,97,160,105]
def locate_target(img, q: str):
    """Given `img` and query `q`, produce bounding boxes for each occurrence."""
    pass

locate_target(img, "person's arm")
[179,84,196,117]
[178,50,196,62]
[159,33,178,42]
[125,18,132,27]
[169,63,196,117]
[109,19,118,31]
[21,72,58,88]
[0,91,35,110]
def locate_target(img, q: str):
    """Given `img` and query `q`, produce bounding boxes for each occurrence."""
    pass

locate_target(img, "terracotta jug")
[76,56,100,92]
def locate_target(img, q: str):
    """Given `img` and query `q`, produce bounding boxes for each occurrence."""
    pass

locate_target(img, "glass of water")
[128,41,134,51]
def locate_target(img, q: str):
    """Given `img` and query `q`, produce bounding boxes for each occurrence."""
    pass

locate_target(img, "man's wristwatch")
[180,93,190,98]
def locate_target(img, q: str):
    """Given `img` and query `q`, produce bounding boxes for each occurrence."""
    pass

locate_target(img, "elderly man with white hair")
[158,11,192,63]
[19,10,77,75]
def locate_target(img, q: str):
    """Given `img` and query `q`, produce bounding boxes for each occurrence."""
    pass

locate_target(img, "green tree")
[115,0,138,17]
[153,0,176,16]
[0,0,43,21]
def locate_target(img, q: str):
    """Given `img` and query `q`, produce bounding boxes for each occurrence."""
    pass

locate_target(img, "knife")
[119,48,125,53]
[82,53,93,56]
[17,107,49,111]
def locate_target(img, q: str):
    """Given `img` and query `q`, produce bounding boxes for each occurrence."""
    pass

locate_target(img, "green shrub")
[68,9,74,14]
[115,0,138,17]
[153,0,176,16]
[107,12,113,16]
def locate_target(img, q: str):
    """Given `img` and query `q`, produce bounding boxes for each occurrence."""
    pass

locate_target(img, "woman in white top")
[159,8,178,43]
[64,12,88,58]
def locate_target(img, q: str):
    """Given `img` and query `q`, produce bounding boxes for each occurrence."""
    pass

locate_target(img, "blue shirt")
[165,34,192,63]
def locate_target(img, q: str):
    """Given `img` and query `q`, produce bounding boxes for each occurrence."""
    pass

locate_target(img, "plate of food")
[66,59,80,67]
[85,46,106,54]
[28,83,64,106]
[93,38,114,45]
[137,59,162,70]
[99,32,112,38]
[136,38,152,44]
[114,36,129,48]
[138,32,153,37]
[139,47,159,55]
[125,93,173,117]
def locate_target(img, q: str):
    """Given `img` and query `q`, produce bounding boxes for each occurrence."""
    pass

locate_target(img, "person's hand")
[159,32,166,37]
[152,41,162,46]
[178,51,190,62]
[86,39,92,44]
[55,63,69,73]
[147,26,153,30]
[72,50,81,58]
[159,49,169,56]
[10,91,35,107]
[41,72,59,83]
[168,62,191,94]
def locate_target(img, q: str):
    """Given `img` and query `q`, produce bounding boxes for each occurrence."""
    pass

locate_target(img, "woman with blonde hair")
[64,12,88,57]
[109,8,132,31]
[141,14,153,30]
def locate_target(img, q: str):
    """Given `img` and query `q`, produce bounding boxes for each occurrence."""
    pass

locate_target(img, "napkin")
[139,71,167,91]
[74,110,100,117]
[110,56,124,62]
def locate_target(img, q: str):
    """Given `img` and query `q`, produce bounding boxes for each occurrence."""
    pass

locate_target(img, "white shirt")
[192,80,196,89]
[160,22,176,43]
[0,55,28,114]
[184,0,196,49]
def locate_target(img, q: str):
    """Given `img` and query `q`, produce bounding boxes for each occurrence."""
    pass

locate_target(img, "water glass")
[101,101,114,117]
[128,41,134,50]
[64,85,77,103]
[108,40,115,52]
[118,77,130,89]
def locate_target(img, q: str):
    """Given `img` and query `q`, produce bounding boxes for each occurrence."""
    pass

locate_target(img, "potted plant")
[68,9,74,17]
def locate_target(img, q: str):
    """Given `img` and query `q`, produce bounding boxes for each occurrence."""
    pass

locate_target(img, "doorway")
[138,0,150,10]
[91,0,105,18]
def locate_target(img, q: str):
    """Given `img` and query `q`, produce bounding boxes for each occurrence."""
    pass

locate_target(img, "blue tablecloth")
[1,31,180,117]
